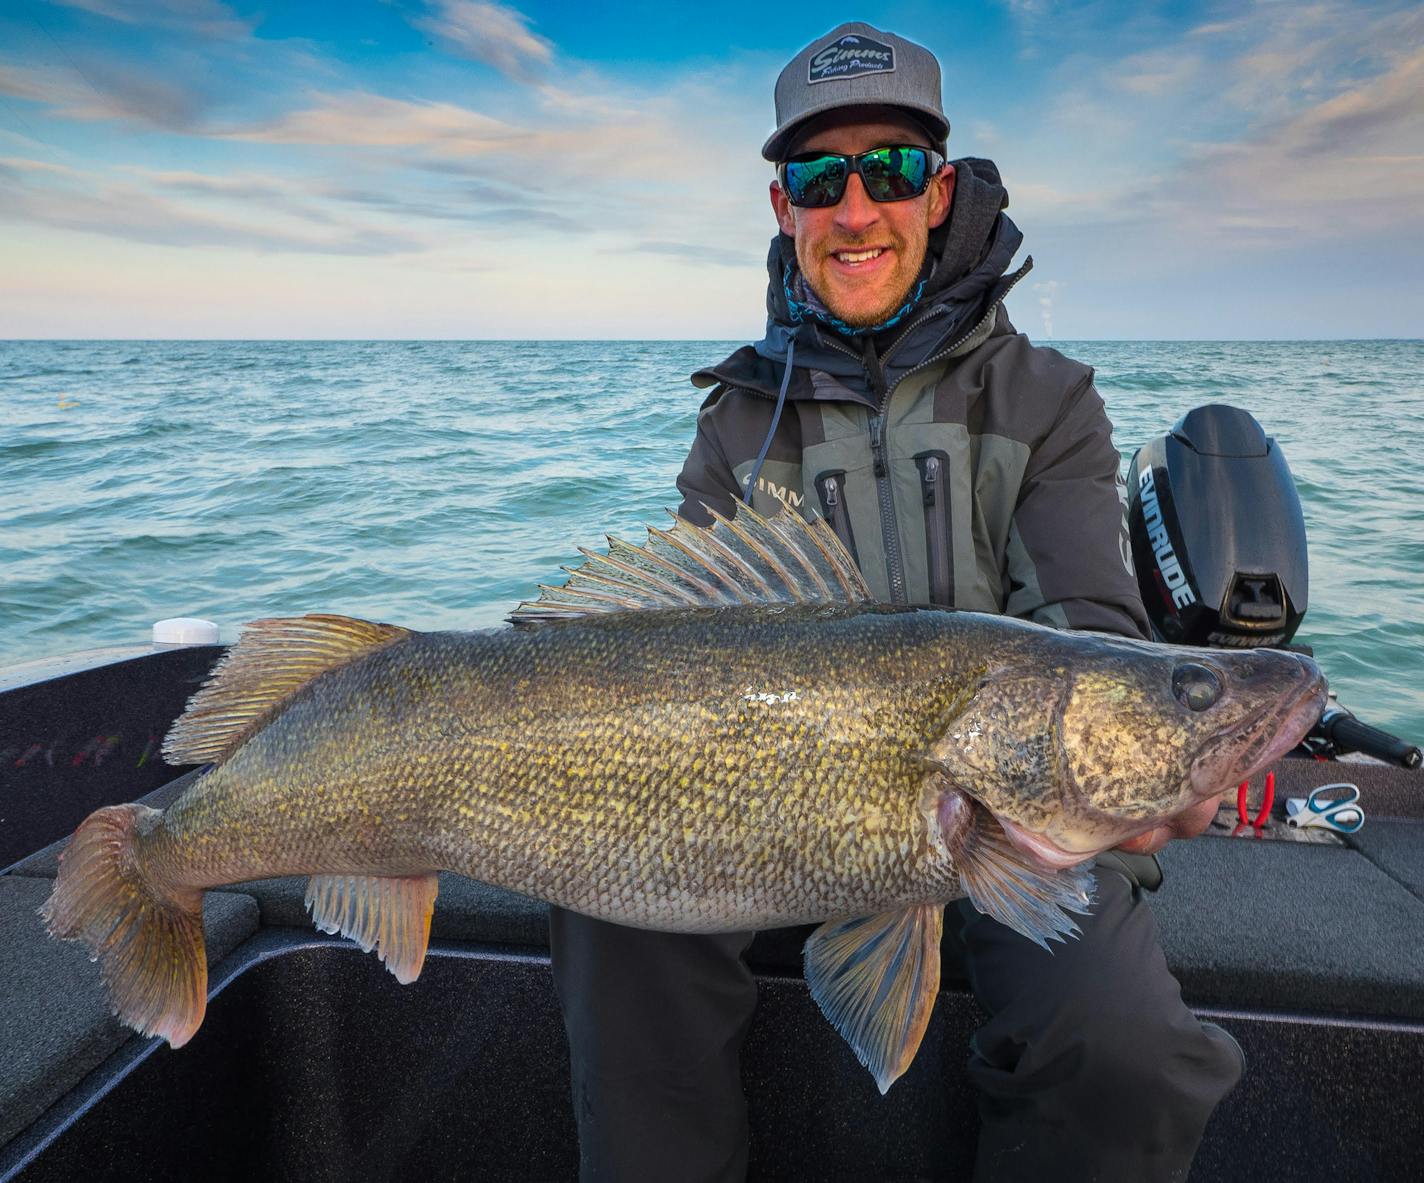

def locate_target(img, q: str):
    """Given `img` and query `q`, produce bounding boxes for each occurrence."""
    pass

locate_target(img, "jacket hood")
[694,157,1030,401]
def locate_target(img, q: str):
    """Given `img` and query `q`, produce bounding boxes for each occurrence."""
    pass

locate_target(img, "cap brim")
[762,100,950,161]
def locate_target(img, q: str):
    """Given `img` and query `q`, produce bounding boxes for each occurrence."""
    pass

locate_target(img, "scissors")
[1286,783,1364,834]
[1233,771,1275,837]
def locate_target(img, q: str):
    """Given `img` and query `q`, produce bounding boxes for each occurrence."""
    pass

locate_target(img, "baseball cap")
[762,22,950,162]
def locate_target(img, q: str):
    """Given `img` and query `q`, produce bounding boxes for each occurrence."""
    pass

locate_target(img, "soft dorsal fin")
[163,614,412,766]
[509,502,871,625]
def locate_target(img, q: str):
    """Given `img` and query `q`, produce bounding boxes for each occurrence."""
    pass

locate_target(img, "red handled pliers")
[1233,771,1275,837]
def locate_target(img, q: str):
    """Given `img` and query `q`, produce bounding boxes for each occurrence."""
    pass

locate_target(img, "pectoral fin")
[956,813,1096,950]
[305,872,439,984]
[803,904,943,1095]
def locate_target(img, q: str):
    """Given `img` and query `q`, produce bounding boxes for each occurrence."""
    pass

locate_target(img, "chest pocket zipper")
[914,451,954,607]
[814,471,860,566]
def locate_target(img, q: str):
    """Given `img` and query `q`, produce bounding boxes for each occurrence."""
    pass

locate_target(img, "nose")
[833,173,879,236]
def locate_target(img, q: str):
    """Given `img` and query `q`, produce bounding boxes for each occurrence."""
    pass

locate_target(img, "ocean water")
[2,339,1421,744]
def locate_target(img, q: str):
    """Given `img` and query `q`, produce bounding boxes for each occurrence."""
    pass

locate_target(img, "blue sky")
[1,0,1421,338]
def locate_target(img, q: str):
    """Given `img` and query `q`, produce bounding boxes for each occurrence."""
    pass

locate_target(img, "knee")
[1005,992,1244,1117]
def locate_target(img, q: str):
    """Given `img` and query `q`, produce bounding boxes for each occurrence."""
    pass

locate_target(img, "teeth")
[836,248,884,264]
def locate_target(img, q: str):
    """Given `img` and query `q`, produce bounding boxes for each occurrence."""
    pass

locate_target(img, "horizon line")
[5,337,1422,345]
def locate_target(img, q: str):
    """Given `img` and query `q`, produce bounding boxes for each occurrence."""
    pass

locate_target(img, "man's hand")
[1115,793,1224,856]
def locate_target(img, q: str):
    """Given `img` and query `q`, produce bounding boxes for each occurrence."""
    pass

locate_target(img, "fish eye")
[1172,663,1223,711]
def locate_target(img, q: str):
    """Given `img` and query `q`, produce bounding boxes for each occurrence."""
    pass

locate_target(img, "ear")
[770,179,797,237]
[927,163,956,230]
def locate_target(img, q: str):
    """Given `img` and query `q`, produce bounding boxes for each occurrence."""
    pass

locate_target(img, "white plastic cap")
[152,617,221,645]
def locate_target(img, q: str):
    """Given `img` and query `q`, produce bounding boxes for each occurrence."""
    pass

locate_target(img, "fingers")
[1116,826,1169,855]
[1115,793,1227,856]
[1174,794,1223,839]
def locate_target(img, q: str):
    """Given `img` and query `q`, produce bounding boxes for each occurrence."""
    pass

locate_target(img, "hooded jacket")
[677,158,1149,638]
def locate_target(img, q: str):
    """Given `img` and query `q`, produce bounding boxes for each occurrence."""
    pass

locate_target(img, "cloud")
[628,241,760,267]
[134,167,305,203]
[0,59,210,131]
[227,91,521,152]
[0,63,83,105]
[0,158,422,255]
[999,0,1056,21]
[1186,20,1245,38]
[1277,45,1424,158]
[413,1,554,82]
[1212,1,1424,123]
[327,184,584,230]
[996,0,1424,254]
[1115,50,1202,96]
[1170,45,1424,242]
[70,61,210,130]
[0,20,779,330]
[0,156,87,179]
[50,0,251,39]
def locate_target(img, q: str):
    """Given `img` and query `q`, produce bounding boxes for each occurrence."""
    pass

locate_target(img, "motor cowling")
[1126,404,1307,647]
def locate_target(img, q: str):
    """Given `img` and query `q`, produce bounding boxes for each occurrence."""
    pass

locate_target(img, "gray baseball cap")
[762,22,949,162]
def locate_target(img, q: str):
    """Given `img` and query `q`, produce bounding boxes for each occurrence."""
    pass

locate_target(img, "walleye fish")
[42,504,1325,1092]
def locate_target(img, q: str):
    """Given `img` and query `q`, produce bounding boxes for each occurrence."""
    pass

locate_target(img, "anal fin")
[803,903,943,1095]
[305,872,439,984]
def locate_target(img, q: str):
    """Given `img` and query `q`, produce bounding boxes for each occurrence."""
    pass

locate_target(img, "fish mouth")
[1188,657,1327,799]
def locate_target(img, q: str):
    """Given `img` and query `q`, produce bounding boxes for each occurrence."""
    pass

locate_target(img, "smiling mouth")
[832,247,887,267]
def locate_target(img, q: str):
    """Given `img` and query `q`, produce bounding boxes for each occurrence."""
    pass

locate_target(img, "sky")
[1,0,1421,340]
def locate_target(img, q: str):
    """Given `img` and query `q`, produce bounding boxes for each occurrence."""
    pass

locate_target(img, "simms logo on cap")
[807,34,895,84]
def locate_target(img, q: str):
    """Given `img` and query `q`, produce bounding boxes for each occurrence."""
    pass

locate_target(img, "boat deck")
[2,650,1422,1180]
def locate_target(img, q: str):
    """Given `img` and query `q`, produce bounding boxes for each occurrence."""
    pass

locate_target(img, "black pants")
[549,863,1243,1182]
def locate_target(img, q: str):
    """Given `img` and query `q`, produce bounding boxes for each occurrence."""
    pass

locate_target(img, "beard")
[794,225,930,329]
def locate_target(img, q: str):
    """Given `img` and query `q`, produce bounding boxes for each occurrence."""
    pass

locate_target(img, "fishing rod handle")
[1320,708,1423,769]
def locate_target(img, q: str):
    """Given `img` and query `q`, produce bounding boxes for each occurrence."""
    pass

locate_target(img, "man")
[551,22,1243,1182]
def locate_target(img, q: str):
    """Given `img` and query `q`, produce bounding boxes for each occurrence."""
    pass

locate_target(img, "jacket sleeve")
[1004,374,1151,640]
[674,393,745,527]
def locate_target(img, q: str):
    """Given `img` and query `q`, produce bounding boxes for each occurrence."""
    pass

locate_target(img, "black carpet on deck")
[4,756,1423,1177]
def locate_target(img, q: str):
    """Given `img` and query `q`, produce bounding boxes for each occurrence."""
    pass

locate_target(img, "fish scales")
[41,503,1326,1085]
[147,603,978,932]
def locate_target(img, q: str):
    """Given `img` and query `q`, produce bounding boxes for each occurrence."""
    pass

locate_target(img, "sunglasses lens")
[860,147,930,200]
[783,155,847,207]
[783,148,934,207]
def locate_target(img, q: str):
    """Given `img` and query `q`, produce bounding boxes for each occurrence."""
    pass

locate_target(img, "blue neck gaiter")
[782,263,929,338]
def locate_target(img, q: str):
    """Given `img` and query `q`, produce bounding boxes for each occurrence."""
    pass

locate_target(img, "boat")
[1,623,1422,1182]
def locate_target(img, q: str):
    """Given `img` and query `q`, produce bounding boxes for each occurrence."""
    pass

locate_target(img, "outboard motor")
[1127,404,1307,648]
[1129,404,1421,767]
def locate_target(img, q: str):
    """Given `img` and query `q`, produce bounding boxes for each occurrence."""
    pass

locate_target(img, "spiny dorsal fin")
[163,614,412,766]
[306,872,439,985]
[509,502,871,625]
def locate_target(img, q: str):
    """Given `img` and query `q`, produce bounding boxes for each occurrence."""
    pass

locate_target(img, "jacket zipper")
[918,453,952,605]
[893,260,1033,389]
[861,337,907,604]
[796,261,1031,605]
[817,473,859,562]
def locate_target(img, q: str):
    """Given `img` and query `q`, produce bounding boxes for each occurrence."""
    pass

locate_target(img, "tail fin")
[40,804,208,1047]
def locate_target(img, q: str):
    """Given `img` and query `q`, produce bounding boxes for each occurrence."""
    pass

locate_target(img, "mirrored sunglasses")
[778,145,944,208]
